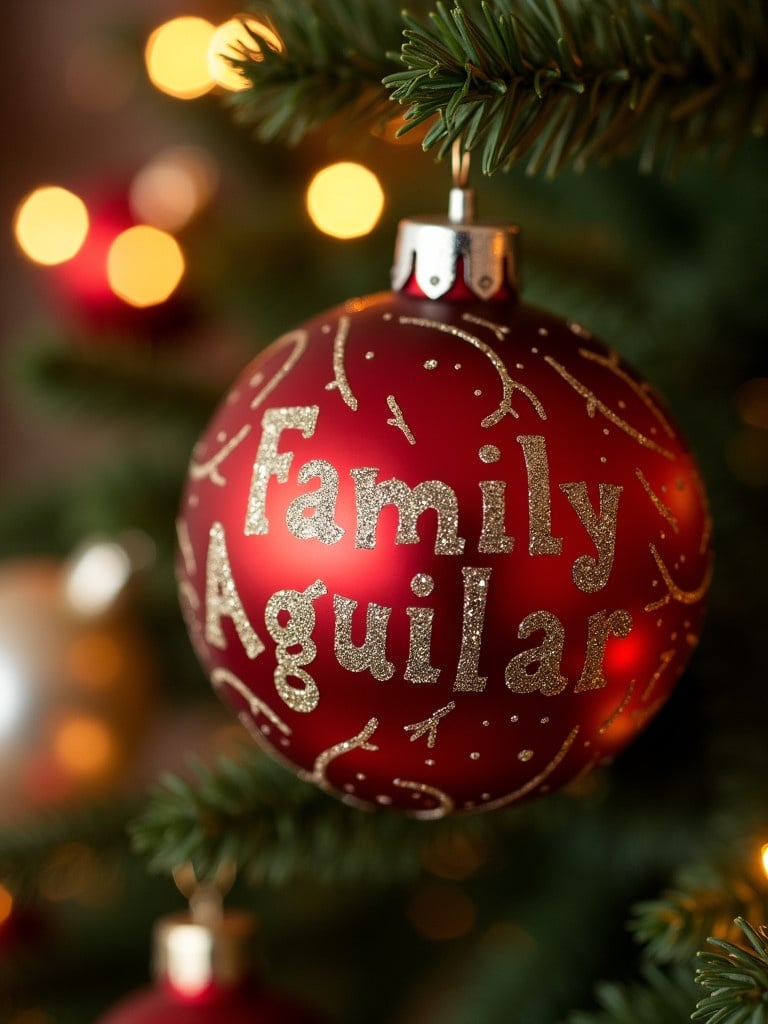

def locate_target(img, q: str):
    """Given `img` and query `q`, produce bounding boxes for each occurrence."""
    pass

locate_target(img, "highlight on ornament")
[13,186,89,266]
[130,146,219,232]
[106,225,185,308]
[306,162,385,239]
[0,652,25,741]
[207,16,283,91]
[144,16,216,99]
[761,842,768,880]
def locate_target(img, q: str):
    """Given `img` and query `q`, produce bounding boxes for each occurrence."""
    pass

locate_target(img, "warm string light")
[145,14,282,99]
[761,843,768,880]
[306,162,385,239]
[107,226,185,308]
[13,187,89,266]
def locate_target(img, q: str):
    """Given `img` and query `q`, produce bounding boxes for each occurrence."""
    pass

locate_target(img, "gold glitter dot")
[216,431,227,443]
[510,715,519,723]
[516,362,525,370]
[584,740,591,747]
[600,456,607,464]
[356,772,366,781]
[531,346,539,354]
[518,749,534,762]
[411,573,435,597]
[479,444,501,464]
[454,363,462,370]
[321,324,331,333]
[537,328,548,337]
[376,794,392,805]
[383,313,393,321]
[603,428,610,435]
[618,399,627,409]
[262,724,271,735]
[540,717,549,725]
[280,738,290,747]
[481,792,491,801]
[470,752,480,761]
[474,389,482,397]
[344,784,355,793]
[425,758,435,766]
[365,351,375,360]
[424,359,438,370]
[482,720,490,727]
[656,618,663,627]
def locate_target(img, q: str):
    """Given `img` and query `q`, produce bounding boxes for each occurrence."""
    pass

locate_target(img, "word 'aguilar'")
[203,404,634,714]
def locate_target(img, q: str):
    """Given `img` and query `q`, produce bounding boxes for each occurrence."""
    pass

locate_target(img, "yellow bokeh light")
[145,17,215,100]
[106,226,185,308]
[53,716,116,780]
[13,186,89,266]
[761,843,768,879]
[208,17,283,91]
[306,162,385,240]
[0,883,13,927]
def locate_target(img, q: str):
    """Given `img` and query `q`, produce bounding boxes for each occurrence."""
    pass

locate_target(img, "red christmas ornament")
[176,188,712,816]
[96,907,322,1024]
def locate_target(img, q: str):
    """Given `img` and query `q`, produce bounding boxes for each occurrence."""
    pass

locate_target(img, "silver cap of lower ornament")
[391,187,519,301]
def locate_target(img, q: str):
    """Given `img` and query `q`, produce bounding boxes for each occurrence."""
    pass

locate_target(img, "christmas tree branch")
[231,0,420,142]
[694,917,768,1024]
[14,337,219,431]
[236,0,768,174]
[130,749,538,887]
[566,965,700,1024]
[630,858,768,965]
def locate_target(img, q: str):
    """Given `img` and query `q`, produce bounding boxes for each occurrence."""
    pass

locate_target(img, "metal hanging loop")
[449,140,475,224]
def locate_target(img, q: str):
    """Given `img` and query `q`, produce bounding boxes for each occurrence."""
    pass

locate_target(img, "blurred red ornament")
[97,908,323,1024]
[49,190,191,338]
[176,194,712,816]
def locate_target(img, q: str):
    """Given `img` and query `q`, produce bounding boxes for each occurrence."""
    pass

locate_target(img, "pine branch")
[566,964,699,1024]
[388,0,768,174]
[13,337,220,431]
[235,0,768,175]
[231,0,423,142]
[0,803,135,900]
[630,859,768,965]
[694,917,768,1024]
[130,748,532,887]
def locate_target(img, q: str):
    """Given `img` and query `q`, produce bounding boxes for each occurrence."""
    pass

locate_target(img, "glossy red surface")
[177,290,711,816]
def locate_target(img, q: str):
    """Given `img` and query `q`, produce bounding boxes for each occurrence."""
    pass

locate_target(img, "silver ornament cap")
[153,909,257,995]
[391,187,519,301]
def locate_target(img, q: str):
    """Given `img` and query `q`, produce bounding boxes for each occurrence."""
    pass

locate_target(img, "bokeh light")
[65,541,132,616]
[761,842,768,879]
[14,187,89,266]
[130,146,219,232]
[208,17,283,91]
[53,715,116,780]
[0,884,13,927]
[407,881,477,941]
[145,17,215,100]
[737,378,768,430]
[106,226,185,308]
[306,162,385,239]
